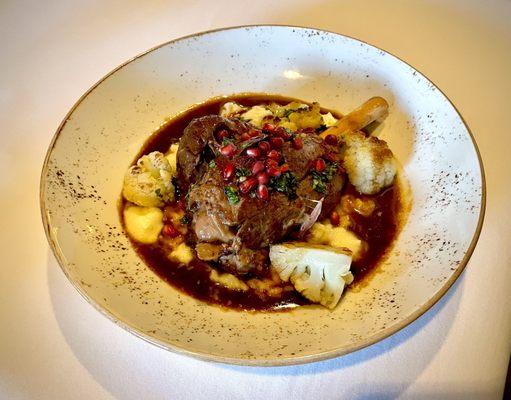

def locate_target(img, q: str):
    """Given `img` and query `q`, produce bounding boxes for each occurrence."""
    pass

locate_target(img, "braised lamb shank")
[177,115,344,276]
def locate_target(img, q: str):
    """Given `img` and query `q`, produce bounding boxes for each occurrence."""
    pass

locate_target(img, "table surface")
[1,0,510,398]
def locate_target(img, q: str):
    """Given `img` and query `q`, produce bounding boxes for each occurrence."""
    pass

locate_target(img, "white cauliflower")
[220,101,246,117]
[240,105,273,127]
[270,243,353,309]
[322,112,338,127]
[123,205,164,244]
[343,133,396,195]
[123,151,174,207]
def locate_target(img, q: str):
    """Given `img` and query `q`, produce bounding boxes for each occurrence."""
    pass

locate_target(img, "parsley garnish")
[282,109,295,118]
[311,162,338,194]
[180,215,191,225]
[224,186,240,204]
[221,137,235,146]
[235,167,251,178]
[208,160,216,169]
[270,171,297,199]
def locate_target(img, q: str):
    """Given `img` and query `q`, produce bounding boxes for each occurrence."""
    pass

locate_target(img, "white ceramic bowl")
[40,26,485,366]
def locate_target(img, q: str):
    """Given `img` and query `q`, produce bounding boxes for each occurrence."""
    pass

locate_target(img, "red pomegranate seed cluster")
[216,122,342,202]
[218,123,309,200]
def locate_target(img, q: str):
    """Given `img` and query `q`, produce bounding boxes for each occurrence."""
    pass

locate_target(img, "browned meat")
[177,115,252,191]
[281,135,325,180]
[178,117,345,276]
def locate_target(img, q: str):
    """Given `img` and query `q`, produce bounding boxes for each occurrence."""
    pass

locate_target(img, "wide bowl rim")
[39,24,486,367]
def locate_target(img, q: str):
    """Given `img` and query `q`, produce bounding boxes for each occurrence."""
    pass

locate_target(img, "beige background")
[1,0,510,398]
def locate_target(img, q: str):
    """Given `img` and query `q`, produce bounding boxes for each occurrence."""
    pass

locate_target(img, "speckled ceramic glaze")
[40,26,485,365]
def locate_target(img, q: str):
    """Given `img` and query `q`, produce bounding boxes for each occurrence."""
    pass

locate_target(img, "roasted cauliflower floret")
[123,151,174,207]
[240,105,273,127]
[270,243,353,309]
[343,133,396,195]
[220,102,246,117]
[322,112,338,127]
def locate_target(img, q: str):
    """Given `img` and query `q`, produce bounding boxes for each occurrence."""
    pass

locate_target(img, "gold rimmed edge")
[39,24,486,367]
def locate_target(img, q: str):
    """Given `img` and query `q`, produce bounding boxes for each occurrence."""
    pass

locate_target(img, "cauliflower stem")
[270,243,353,309]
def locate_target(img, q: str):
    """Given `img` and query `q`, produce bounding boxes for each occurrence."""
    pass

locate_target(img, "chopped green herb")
[240,135,265,150]
[180,215,191,225]
[324,162,338,180]
[224,186,240,205]
[155,188,163,199]
[208,160,216,169]
[235,167,251,178]
[311,172,327,194]
[282,109,295,118]
[311,162,338,194]
[270,171,297,199]
[221,137,235,146]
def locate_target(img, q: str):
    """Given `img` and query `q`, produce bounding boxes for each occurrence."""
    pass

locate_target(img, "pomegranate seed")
[300,127,315,134]
[246,147,261,158]
[270,137,284,149]
[240,132,251,141]
[258,141,271,154]
[257,184,269,200]
[217,129,229,141]
[314,158,326,172]
[220,143,236,157]
[330,211,340,226]
[268,166,282,177]
[249,129,260,137]
[262,123,276,132]
[275,127,291,140]
[256,171,270,185]
[162,224,179,238]
[292,137,303,150]
[267,149,280,160]
[252,161,265,175]
[239,177,257,194]
[265,158,278,168]
[324,134,338,145]
[223,162,235,180]
[280,164,290,173]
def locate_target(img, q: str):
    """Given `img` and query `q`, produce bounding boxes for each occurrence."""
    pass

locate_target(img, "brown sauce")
[121,94,402,311]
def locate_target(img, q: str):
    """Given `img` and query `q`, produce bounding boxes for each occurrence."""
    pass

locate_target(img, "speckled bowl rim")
[40,25,486,366]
